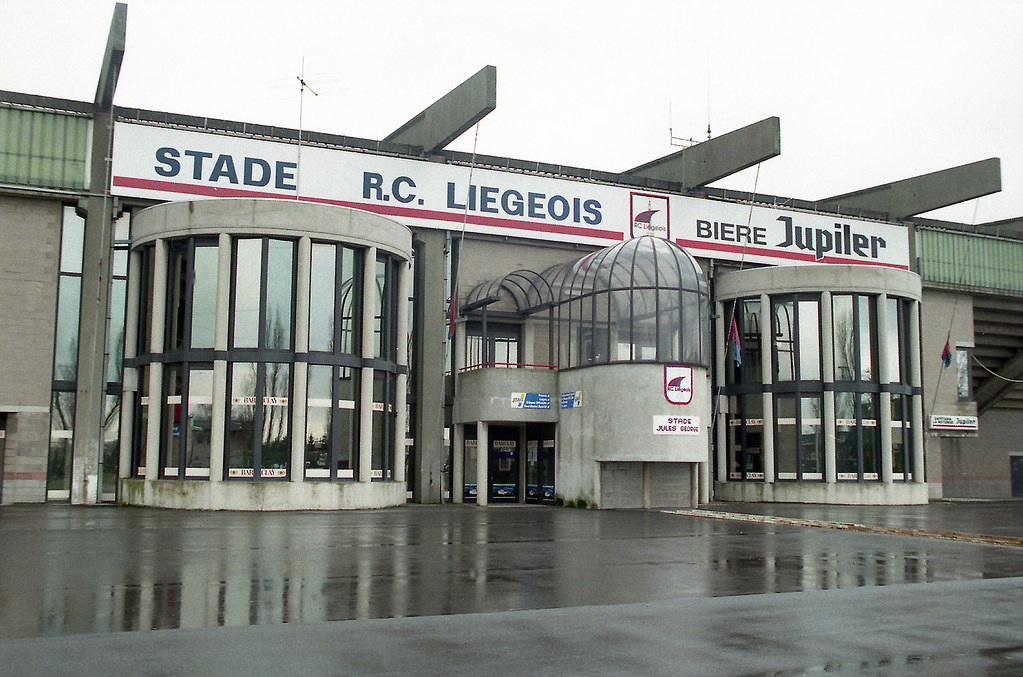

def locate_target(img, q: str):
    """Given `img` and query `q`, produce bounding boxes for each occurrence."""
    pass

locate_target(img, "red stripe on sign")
[674,238,909,270]
[112,176,624,242]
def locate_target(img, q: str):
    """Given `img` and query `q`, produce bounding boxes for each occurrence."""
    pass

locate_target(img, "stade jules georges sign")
[111,123,909,269]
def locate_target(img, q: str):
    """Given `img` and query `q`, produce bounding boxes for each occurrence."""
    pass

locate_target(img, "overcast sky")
[3,0,1021,224]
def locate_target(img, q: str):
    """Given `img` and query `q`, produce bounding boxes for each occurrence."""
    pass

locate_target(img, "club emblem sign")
[664,365,694,405]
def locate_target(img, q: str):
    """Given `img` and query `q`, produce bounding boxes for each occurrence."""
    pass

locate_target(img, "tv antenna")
[668,103,698,148]
[295,57,319,199]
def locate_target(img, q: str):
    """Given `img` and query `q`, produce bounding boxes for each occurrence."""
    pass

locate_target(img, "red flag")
[941,334,951,368]
[728,314,742,366]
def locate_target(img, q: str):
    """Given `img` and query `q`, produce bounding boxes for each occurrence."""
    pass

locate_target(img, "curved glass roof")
[462,236,710,368]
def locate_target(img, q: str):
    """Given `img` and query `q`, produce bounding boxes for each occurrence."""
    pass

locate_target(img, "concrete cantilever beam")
[819,158,1002,220]
[94,2,126,110]
[625,116,781,189]
[384,65,497,153]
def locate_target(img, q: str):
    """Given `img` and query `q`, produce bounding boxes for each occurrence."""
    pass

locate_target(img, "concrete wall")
[557,363,709,507]
[944,408,1022,498]
[0,196,61,503]
[453,368,558,423]
[920,289,977,499]
[119,478,406,511]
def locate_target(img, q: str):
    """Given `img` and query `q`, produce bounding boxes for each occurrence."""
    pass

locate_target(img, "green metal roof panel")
[919,228,1023,293]
[0,106,88,189]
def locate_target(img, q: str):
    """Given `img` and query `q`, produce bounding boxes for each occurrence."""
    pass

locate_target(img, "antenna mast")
[296,57,319,199]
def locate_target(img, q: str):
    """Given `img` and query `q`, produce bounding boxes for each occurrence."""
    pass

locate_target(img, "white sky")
[2,0,1021,224]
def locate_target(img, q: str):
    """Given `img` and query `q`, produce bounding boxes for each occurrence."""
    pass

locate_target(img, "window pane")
[339,247,358,354]
[106,278,126,384]
[305,365,332,478]
[162,366,183,477]
[833,295,855,381]
[167,245,187,350]
[60,206,85,274]
[191,245,219,349]
[775,395,797,479]
[186,367,213,477]
[835,391,858,479]
[336,367,357,478]
[53,275,81,380]
[261,363,291,477]
[800,396,823,479]
[372,372,392,480]
[860,393,879,479]
[233,240,262,348]
[374,258,388,359]
[134,365,149,477]
[101,394,120,495]
[47,390,76,492]
[797,300,820,380]
[309,244,336,352]
[773,299,795,381]
[227,362,258,476]
[741,299,761,385]
[265,240,294,350]
[857,296,875,382]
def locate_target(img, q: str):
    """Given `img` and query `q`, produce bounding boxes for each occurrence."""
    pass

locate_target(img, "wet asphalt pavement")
[1,501,1022,675]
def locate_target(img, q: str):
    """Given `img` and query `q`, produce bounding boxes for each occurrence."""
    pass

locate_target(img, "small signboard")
[561,391,583,409]
[663,365,694,405]
[511,392,551,409]
[652,415,701,435]
[929,415,979,431]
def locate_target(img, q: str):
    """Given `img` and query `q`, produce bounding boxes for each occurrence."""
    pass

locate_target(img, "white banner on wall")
[111,122,910,268]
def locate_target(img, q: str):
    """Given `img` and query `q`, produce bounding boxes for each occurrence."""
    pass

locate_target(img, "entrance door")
[1012,456,1023,498]
[490,429,519,502]
[526,425,555,504]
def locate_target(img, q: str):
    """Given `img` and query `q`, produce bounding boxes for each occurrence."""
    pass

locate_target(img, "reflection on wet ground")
[1,503,1022,640]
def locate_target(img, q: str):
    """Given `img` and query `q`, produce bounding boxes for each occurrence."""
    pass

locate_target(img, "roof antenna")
[706,57,712,139]
[668,103,697,148]
[295,57,319,199]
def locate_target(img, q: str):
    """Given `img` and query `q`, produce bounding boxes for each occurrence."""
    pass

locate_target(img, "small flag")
[941,334,951,369]
[728,314,742,366]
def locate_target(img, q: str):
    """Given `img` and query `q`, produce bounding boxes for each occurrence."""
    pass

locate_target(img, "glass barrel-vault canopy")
[463,236,709,369]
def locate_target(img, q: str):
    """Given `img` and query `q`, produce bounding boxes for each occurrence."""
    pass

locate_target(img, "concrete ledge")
[714,481,928,505]
[119,478,406,510]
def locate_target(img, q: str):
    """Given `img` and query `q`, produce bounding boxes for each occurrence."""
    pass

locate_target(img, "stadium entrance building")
[2,5,1022,509]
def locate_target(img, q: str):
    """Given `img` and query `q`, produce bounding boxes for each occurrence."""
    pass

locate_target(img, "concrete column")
[411,231,447,503]
[359,246,377,483]
[209,362,227,483]
[759,293,774,483]
[209,233,232,483]
[714,302,727,484]
[394,259,411,485]
[476,421,488,507]
[70,110,118,505]
[144,239,168,482]
[877,294,894,483]
[291,237,311,483]
[118,249,141,479]
[699,461,710,504]
[909,300,926,484]
[452,423,464,503]
[518,426,527,503]
[821,291,837,483]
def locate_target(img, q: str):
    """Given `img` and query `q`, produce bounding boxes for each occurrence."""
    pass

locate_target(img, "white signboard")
[652,415,701,435]
[111,122,910,268]
[929,415,979,431]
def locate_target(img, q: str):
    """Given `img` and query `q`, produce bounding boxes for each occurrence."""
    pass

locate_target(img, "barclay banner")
[111,122,909,268]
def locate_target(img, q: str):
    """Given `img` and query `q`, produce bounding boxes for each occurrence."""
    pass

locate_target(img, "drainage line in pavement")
[664,509,1023,549]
